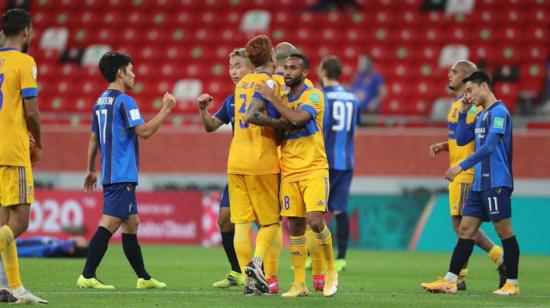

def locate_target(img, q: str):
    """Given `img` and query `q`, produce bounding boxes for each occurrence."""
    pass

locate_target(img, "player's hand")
[460,93,474,113]
[256,82,276,103]
[429,143,445,158]
[197,93,213,110]
[445,165,463,182]
[84,172,97,193]
[161,92,177,112]
[30,145,41,166]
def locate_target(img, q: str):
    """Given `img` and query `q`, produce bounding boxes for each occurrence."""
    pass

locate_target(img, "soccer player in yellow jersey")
[258,53,338,297]
[0,9,47,304]
[227,35,288,295]
[273,42,315,96]
[428,60,505,290]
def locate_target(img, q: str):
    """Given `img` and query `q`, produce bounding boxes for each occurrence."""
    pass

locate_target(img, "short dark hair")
[287,53,309,69]
[98,51,132,83]
[320,56,342,80]
[462,70,493,90]
[2,8,31,37]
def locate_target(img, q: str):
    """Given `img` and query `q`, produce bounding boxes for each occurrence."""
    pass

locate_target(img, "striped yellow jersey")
[447,99,481,183]
[0,48,38,167]
[227,72,281,175]
[280,85,328,181]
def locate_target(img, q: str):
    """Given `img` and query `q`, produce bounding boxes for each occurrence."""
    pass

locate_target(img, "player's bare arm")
[256,83,310,126]
[429,142,449,158]
[197,93,224,132]
[84,132,99,193]
[445,165,463,182]
[23,97,42,164]
[245,97,289,129]
[135,92,176,139]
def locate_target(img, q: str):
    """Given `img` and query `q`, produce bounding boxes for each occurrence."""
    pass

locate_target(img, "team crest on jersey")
[309,92,320,104]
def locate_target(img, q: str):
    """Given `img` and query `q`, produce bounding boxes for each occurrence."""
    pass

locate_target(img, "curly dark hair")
[245,35,273,68]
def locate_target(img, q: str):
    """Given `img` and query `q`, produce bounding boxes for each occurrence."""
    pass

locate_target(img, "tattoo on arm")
[246,98,274,127]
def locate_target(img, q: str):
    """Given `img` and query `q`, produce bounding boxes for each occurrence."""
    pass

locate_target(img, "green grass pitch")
[19,245,550,307]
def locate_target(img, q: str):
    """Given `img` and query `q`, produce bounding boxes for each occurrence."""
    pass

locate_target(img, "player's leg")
[422,190,485,294]
[280,180,308,297]
[305,224,325,292]
[329,169,352,272]
[304,172,338,297]
[0,207,16,303]
[487,188,519,296]
[213,185,243,288]
[121,213,166,289]
[0,166,46,304]
[264,220,281,293]
[227,175,254,280]
[245,174,280,294]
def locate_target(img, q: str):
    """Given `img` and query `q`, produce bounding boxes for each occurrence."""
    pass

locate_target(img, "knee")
[457,223,476,239]
[307,216,325,233]
[14,220,29,237]
[495,227,514,240]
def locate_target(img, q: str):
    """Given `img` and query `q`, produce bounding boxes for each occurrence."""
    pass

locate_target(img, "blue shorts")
[463,187,512,222]
[328,169,353,212]
[220,184,229,208]
[103,183,138,220]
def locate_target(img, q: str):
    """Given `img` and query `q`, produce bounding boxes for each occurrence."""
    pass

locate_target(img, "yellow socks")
[306,226,325,275]
[234,223,252,274]
[459,268,469,278]
[488,245,504,266]
[314,225,335,273]
[264,224,281,278]
[254,223,279,262]
[0,226,15,252]
[2,241,21,289]
[289,235,307,284]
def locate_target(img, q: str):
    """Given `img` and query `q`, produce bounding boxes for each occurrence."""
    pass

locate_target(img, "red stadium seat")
[381,97,408,115]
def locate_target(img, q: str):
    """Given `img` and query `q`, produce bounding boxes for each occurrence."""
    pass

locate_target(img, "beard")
[22,42,29,53]
[285,76,302,88]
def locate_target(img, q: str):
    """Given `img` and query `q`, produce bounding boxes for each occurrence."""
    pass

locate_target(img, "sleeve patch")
[129,109,141,121]
[32,66,37,80]
[493,117,504,129]
[266,79,276,89]
[309,92,320,104]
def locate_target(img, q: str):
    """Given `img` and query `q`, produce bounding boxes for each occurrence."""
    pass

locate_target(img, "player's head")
[1,8,32,53]
[275,42,296,69]
[448,60,477,92]
[357,54,373,73]
[462,70,493,106]
[245,35,275,72]
[229,48,253,85]
[318,55,342,86]
[98,51,135,89]
[283,53,309,88]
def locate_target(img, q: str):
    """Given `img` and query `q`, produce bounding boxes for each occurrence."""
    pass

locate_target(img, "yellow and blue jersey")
[91,89,145,185]
[322,85,359,170]
[280,85,328,181]
[227,72,281,175]
[273,72,314,97]
[0,48,38,167]
[447,99,480,183]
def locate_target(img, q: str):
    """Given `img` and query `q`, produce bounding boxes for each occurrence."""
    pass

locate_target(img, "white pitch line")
[39,291,550,299]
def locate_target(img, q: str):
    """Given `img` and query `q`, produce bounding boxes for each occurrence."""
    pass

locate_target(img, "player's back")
[322,85,359,171]
[447,99,481,183]
[0,48,38,167]
[280,86,327,181]
[92,89,143,185]
[227,72,280,175]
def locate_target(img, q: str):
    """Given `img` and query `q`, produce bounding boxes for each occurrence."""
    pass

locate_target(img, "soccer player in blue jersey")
[197,48,253,289]
[76,51,176,289]
[422,70,519,296]
[318,56,359,273]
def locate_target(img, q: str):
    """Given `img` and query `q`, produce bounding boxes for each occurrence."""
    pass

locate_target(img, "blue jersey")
[213,94,235,131]
[17,237,77,258]
[322,85,360,170]
[91,89,145,186]
[457,101,513,192]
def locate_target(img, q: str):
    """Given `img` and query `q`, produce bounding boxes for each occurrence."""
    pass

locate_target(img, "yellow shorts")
[448,181,471,216]
[280,170,329,218]
[228,174,280,225]
[0,166,34,206]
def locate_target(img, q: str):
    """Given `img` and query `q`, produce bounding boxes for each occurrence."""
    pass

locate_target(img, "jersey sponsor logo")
[309,92,320,104]
[493,117,504,129]
[475,127,486,134]
[130,109,141,121]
